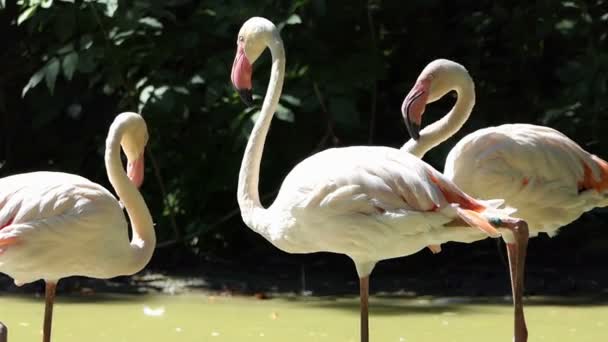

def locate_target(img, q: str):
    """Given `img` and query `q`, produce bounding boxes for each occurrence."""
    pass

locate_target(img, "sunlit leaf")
[275,103,295,122]
[190,75,205,85]
[103,0,118,17]
[41,0,53,8]
[139,17,163,29]
[62,51,78,81]
[285,14,302,25]
[555,19,575,32]
[45,58,60,94]
[17,5,38,25]
[22,68,45,97]
[281,94,301,106]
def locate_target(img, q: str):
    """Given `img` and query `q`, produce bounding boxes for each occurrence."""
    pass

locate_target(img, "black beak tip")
[237,88,254,107]
[404,118,421,140]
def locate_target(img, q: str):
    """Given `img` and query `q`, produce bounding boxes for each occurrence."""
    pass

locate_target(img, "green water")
[0,293,607,341]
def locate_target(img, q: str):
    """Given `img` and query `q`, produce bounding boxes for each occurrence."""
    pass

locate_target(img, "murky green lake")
[0,293,606,341]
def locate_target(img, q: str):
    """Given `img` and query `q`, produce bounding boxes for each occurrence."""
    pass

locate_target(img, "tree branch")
[366,0,379,144]
[312,82,337,151]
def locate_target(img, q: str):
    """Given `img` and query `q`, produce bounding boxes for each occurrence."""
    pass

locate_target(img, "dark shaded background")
[0,0,607,296]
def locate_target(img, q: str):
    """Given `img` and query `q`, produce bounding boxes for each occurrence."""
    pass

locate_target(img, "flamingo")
[401,58,608,342]
[231,17,529,342]
[0,112,156,342]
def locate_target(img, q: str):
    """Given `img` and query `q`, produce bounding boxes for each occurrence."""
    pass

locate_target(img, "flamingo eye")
[238,35,244,42]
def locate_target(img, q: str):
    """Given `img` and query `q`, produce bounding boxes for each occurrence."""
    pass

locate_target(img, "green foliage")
[1,0,607,265]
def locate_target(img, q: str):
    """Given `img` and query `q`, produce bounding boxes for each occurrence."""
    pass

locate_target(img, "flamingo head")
[401,59,471,140]
[119,113,149,188]
[230,17,278,106]
[401,76,431,140]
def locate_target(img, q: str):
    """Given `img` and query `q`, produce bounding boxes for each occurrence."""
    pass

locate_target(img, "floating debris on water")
[143,306,165,317]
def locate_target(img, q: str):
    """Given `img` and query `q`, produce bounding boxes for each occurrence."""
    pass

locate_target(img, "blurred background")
[1,0,607,299]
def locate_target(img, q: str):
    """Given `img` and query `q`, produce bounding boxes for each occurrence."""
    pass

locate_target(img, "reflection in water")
[0,293,606,341]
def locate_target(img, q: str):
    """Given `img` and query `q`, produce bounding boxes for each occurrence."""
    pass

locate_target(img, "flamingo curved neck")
[237,35,286,235]
[401,76,475,158]
[105,121,155,275]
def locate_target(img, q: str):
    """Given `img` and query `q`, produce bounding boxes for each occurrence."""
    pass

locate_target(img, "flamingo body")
[260,146,512,270]
[0,112,155,342]
[444,123,608,236]
[0,172,132,285]
[231,19,527,342]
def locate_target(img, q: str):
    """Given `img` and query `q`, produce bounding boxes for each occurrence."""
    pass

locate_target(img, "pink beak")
[401,78,431,140]
[127,153,145,188]
[230,41,253,106]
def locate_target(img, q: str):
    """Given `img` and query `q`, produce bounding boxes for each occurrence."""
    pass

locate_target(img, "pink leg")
[497,219,529,342]
[43,282,57,342]
[360,276,369,342]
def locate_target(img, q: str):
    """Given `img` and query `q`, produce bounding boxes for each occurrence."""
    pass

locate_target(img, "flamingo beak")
[231,42,253,106]
[401,78,430,140]
[127,153,145,189]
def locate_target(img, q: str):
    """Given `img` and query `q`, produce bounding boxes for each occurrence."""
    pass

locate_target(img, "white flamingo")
[401,58,608,342]
[232,17,529,342]
[0,112,155,342]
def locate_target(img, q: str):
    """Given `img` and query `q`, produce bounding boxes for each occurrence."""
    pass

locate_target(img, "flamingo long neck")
[105,120,155,275]
[401,75,475,158]
[237,35,285,235]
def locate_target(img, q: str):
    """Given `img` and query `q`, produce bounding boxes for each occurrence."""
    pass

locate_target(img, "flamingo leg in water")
[496,219,529,342]
[360,276,369,342]
[0,320,7,342]
[43,282,57,342]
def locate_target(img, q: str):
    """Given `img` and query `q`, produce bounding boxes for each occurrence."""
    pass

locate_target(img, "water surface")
[0,293,606,341]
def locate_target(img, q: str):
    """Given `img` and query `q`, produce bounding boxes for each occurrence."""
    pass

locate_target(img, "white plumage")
[401,58,608,342]
[261,146,514,272]
[0,112,155,342]
[445,123,608,236]
[0,173,129,284]
[231,19,526,342]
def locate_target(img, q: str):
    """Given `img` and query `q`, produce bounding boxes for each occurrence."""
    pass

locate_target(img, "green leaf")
[275,103,295,122]
[22,68,45,97]
[139,17,163,29]
[285,14,302,25]
[41,0,53,8]
[281,94,301,106]
[62,51,78,80]
[104,0,118,17]
[45,58,60,94]
[18,5,38,25]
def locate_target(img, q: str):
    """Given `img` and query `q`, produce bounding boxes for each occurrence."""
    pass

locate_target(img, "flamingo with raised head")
[231,17,529,342]
[401,58,608,342]
[0,112,155,342]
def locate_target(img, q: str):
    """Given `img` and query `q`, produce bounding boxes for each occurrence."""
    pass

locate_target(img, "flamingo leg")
[0,320,7,342]
[43,282,57,342]
[497,219,529,342]
[359,276,369,342]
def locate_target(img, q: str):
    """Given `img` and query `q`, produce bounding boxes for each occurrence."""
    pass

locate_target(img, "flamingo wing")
[275,146,510,258]
[445,124,608,234]
[0,172,128,285]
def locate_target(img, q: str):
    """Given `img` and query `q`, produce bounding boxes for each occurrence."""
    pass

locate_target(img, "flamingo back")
[0,172,130,285]
[444,123,608,235]
[260,146,516,264]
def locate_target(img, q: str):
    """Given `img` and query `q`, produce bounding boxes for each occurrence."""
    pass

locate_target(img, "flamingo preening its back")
[0,112,155,342]
[232,18,529,342]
